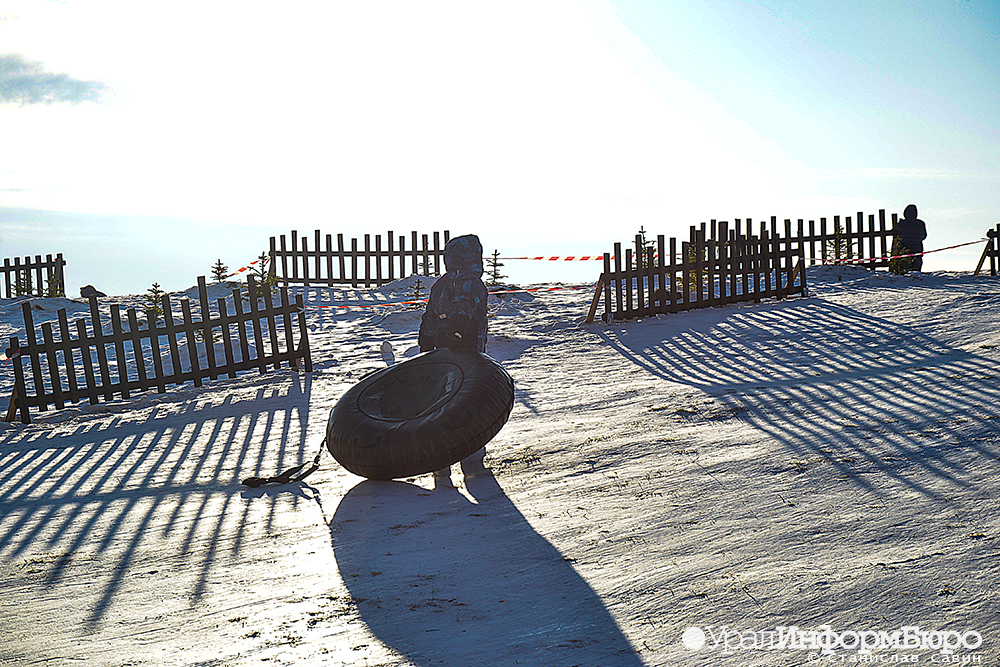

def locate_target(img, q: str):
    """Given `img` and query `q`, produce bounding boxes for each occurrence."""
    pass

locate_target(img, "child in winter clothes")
[419,234,488,353]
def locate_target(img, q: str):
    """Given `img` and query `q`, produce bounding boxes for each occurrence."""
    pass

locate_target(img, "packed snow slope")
[0,266,998,666]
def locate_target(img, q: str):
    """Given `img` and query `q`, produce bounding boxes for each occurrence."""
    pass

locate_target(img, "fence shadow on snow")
[599,297,1000,503]
[0,372,312,634]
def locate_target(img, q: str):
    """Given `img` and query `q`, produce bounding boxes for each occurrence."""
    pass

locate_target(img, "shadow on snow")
[329,461,645,667]
[598,297,1000,502]
[0,371,312,629]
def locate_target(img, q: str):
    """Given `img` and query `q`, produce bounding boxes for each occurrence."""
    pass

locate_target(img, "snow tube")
[326,348,515,480]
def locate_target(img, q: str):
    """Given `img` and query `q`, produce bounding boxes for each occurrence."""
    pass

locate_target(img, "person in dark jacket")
[419,234,488,353]
[894,204,927,271]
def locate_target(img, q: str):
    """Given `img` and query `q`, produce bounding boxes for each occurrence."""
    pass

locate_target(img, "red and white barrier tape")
[306,283,598,310]
[499,256,606,261]
[504,237,990,266]
[225,256,270,279]
[821,238,988,265]
[499,254,688,262]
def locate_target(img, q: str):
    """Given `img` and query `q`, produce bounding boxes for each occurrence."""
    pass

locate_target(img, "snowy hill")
[0,267,998,666]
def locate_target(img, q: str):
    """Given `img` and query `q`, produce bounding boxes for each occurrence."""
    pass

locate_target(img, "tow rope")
[241,436,326,487]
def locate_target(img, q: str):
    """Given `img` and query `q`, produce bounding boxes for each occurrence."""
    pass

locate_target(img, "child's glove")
[434,314,475,350]
[418,331,434,353]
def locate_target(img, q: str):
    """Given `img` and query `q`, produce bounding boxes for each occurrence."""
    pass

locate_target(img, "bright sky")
[1,0,998,280]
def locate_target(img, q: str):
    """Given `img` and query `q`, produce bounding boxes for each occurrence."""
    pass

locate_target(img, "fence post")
[624,246,634,319]
[669,237,679,314]
[994,224,1000,276]
[602,253,612,322]
[613,242,623,315]
[586,275,604,324]
[657,234,667,313]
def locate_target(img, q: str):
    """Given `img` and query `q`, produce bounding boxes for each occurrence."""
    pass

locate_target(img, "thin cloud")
[0,53,106,105]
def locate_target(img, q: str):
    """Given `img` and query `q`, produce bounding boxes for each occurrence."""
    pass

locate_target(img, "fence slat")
[111,304,130,401]
[126,308,150,393]
[232,286,251,369]
[20,302,47,411]
[9,335,29,422]
[263,285,281,370]
[75,318,99,404]
[147,309,167,393]
[41,322,64,410]
[247,277,268,374]
[217,296,237,379]
[180,299,202,388]
[197,276,218,381]
[296,294,312,372]
[162,294,183,381]
[315,229,323,285]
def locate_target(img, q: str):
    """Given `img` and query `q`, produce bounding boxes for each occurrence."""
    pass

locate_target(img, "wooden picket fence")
[588,220,807,323]
[269,230,451,287]
[974,223,1000,276]
[2,253,66,298]
[703,209,896,269]
[4,275,311,424]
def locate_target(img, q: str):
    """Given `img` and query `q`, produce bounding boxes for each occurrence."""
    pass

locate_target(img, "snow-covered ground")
[1,266,998,666]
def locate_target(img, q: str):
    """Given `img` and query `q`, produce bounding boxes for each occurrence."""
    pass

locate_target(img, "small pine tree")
[211,258,229,283]
[686,243,709,290]
[252,252,279,294]
[485,249,507,287]
[15,270,32,297]
[825,223,855,264]
[637,227,656,269]
[146,282,165,320]
[407,278,426,309]
[44,272,64,298]
[888,238,910,275]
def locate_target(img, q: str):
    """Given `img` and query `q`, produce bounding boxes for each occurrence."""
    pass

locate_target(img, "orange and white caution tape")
[499,253,685,262]
[821,238,988,265]
[306,283,598,310]
[225,256,270,279]
[499,255,608,261]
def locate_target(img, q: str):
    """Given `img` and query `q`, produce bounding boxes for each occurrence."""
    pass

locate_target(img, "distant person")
[418,234,488,353]
[79,284,106,299]
[893,204,927,272]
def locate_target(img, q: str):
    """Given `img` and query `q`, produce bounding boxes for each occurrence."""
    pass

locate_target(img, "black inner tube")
[357,361,465,421]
